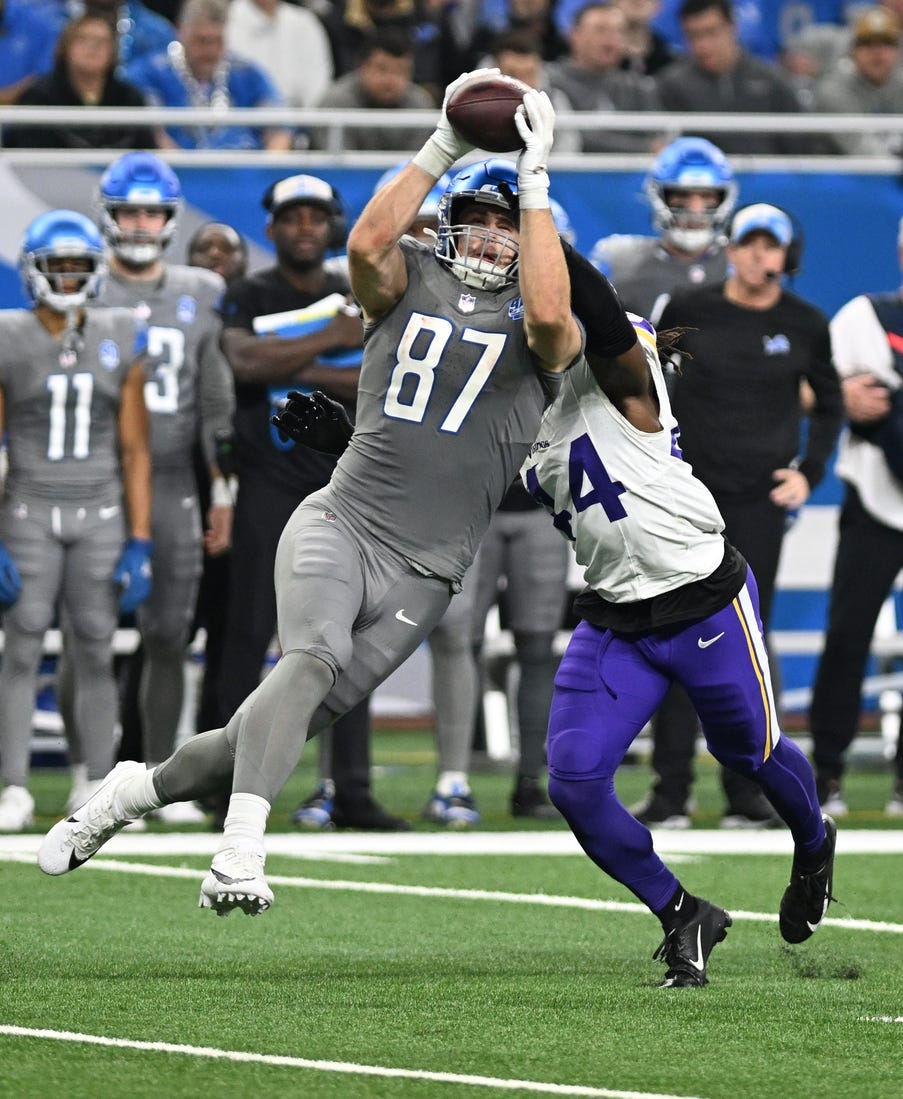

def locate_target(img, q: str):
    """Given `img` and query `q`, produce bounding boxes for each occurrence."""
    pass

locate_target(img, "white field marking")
[4,828,903,858]
[859,1016,903,1023]
[0,833,389,863]
[0,1025,704,1099]
[6,852,901,934]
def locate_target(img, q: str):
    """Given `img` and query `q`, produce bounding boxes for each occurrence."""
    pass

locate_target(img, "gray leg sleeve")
[429,626,477,774]
[139,630,186,764]
[514,631,557,779]
[0,627,44,788]
[65,634,118,781]
[55,643,81,766]
[230,649,335,803]
[153,728,235,804]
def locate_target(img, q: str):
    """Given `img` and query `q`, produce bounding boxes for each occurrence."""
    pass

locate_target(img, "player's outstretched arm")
[514,89,581,373]
[348,69,492,323]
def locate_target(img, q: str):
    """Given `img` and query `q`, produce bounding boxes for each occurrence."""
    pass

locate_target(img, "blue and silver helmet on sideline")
[97,151,183,265]
[436,158,520,291]
[644,137,737,253]
[20,210,107,314]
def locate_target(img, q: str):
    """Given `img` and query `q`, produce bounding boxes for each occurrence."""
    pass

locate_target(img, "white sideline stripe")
[6,853,901,933]
[3,829,903,857]
[0,1026,702,1099]
[859,1015,903,1023]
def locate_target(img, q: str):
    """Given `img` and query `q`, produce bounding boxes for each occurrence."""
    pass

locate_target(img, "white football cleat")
[0,785,35,832]
[37,760,147,875]
[199,847,274,917]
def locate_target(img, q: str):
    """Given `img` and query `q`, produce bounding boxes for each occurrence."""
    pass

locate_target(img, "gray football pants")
[156,492,453,806]
[0,496,123,788]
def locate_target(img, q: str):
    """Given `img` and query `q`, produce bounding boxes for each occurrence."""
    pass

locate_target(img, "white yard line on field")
[3,851,900,933]
[0,1025,705,1099]
[2,828,903,858]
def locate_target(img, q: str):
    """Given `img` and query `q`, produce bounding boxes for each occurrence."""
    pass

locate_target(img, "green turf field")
[1,731,901,1099]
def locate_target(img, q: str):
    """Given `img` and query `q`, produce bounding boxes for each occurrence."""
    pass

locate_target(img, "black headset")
[729,203,804,277]
[261,178,348,251]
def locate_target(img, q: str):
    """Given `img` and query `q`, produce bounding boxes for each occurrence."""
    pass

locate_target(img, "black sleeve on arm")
[798,319,845,490]
[561,239,638,358]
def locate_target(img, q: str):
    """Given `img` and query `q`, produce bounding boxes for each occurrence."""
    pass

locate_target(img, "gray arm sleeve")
[198,323,236,469]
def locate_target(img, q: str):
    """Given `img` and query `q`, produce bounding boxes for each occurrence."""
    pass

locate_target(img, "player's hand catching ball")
[514,89,555,210]
[413,67,501,179]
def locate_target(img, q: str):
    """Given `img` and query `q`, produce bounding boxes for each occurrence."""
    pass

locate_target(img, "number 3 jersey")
[328,238,562,585]
[99,265,234,469]
[0,307,144,502]
[521,316,729,607]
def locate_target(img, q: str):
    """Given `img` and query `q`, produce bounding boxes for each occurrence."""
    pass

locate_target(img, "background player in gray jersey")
[0,210,152,832]
[589,136,737,324]
[61,152,235,822]
[40,74,633,917]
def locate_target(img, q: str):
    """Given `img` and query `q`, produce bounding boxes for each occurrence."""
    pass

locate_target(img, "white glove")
[412,68,500,179]
[514,88,555,210]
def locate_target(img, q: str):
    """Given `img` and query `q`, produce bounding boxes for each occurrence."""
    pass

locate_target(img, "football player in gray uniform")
[589,136,737,325]
[38,72,637,917]
[60,153,236,822]
[0,211,152,832]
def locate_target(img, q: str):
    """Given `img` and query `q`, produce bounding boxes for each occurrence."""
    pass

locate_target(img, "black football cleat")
[779,815,837,944]
[653,898,732,987]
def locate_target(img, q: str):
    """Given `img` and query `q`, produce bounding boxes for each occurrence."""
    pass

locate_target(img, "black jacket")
[4,64,154,149]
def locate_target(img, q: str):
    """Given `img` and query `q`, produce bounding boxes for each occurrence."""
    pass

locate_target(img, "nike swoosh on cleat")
[688,926,705,971]
[395,609,418,626]
[698,632,725,649]
[674,892,684,912]
[211,868,257,887]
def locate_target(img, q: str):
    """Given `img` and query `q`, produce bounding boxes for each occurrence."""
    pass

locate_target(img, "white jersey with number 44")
[520,316,726,603]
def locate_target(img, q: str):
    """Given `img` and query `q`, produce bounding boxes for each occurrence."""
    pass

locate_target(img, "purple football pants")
[547,570,825,912]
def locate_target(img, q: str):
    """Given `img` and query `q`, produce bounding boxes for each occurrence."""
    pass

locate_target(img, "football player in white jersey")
[0,211,151,832]
[520,249,837,985]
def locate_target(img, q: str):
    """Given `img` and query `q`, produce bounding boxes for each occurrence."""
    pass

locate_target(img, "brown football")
[445,74,529,153]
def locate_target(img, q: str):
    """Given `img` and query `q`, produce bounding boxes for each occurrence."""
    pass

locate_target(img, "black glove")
[271,390,354,456]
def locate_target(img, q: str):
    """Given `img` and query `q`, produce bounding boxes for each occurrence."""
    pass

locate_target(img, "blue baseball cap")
[730,203,792,247]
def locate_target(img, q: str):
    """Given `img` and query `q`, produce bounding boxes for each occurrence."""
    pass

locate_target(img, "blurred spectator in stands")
[489,29,580,152]
[226,0,334,109]
[469,0,569,66]
[0,0,62,106]
[655,0,816,155]
[66,1,177,73]
[6,12,155,150]
[547,1,664,153]
[812,6,903,155]
[309,26,434,152]
[324,0,468,101]
[616,0,679,74]
[124,0,292,150]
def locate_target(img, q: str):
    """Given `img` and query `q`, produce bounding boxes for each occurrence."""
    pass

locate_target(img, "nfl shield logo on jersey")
[457,293,476,314]
[508,298,524,320]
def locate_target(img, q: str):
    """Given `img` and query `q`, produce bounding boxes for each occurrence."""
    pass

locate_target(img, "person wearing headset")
[633,203,844,830]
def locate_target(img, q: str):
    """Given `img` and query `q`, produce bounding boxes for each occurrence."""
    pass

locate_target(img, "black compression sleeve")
[561,239,637,358]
